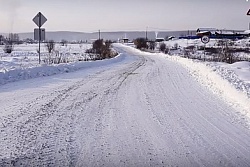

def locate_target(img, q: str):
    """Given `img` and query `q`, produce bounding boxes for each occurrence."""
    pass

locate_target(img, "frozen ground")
[164,38,250,107]
[0,43,94,85]
[0,43,250,166]
[163,38,250,60]
[0,43,92,73]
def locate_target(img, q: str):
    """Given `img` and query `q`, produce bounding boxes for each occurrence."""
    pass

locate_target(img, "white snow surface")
[0,53,127,86]
[169,56,250,119]
[0,43,250,166]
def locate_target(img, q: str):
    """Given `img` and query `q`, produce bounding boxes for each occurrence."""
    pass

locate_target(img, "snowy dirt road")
[0,44,250,166]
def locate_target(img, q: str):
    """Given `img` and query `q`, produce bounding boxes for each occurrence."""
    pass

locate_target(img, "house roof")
[197,28,218,32]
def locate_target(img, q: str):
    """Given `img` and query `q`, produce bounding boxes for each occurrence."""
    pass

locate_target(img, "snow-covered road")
[0,44,250,166]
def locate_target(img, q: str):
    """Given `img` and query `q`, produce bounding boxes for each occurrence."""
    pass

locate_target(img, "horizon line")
[1,29,199,34]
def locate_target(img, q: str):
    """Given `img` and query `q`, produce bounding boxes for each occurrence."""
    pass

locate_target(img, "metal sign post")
[33,12,47,64]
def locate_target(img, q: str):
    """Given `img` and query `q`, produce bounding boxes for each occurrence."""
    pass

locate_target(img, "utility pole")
[146,26,148,41]
[98,30,101,40]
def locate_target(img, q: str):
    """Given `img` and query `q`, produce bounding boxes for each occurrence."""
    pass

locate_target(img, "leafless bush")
[165,46,170,54]
[0,35,4,45]
[217,40,236,64]
[61,39,68,47]
[3,39,14,54]
[43,50,69,64]
[159,43,166,52]
[46,40,55,54]
[8,33,21,44]
[85,39,117,60]
[183,49,191,58]
[174,43,179,50]
[149,41,156,50]
[134,38,148,50]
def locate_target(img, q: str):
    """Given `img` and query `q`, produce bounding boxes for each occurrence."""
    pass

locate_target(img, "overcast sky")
[0,0,250,33]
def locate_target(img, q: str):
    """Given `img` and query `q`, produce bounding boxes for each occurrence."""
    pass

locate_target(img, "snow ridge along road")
[0,44,250,166]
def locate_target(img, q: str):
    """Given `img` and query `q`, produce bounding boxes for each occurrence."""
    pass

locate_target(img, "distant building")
[167,36,175,40]
[155,37,165,42]
[196,28,218,36]
[121,33,129,43]
[196,28,249,39]
[197,28,218,33]
[122,38,129,43]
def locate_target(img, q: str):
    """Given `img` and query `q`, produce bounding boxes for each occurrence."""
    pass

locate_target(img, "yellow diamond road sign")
[33,12,47,27]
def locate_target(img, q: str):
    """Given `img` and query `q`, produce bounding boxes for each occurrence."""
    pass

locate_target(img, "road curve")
[0,44,250,166]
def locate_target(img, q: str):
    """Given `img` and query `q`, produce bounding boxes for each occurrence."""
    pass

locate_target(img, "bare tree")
[165,46,170,54]
[174,43,179,50]
[85,39,116,60]
[9,33,20,44]
[0,35,3,45]
[159,43,166,52]
[61,39,68,47]
[217,39,236,64]
[3,37,14,54]
[134,38,148,50]
[149,41,156,50]
[46,40,55,54]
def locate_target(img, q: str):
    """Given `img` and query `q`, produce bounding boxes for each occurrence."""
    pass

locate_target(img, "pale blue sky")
[0,0,250,33]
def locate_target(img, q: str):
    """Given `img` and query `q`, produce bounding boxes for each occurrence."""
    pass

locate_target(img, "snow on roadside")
[165,55,250,119]
[1,43,249,119]
[116,43,250,119]
[0,53,128,86]
[208,62,250,97]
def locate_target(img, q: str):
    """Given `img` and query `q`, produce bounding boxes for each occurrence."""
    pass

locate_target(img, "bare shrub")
[3,39,14,54]
[134,38,148,50]
[0,35,4,45]
[217,40,236,64]
[61,39,68,47]
[159,43,166,52]
[149,41,156,50]
[174,43,179,50]
[46,40,55,54]
[86,39,117,60]
[165,46,170,54]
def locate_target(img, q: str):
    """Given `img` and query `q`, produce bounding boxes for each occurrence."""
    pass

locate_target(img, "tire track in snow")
[1,45,250,166]
[0,78,94,166]
[0,54,145,166]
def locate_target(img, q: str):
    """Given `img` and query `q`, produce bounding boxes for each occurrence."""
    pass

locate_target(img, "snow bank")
[208,62,250,97]
[0,53,128,86]
[119,43,250,119]
[165,55,250,119]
